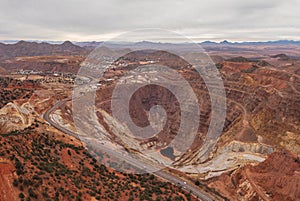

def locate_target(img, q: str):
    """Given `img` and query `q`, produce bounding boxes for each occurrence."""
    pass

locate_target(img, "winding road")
[43,99,221,201]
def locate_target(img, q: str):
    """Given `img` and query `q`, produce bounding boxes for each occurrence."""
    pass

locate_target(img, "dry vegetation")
[0,125,196,201]
[0,77,35,108]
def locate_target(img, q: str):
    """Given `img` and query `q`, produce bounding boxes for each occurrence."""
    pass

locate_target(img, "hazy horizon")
[1,0,299,42]
[1,39,300,45]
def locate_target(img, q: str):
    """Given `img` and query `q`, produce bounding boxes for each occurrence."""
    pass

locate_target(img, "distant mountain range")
[1,39,300,61]
[202,40,300,45]
[0,40,87,60]
[1,39,300,46]
[77,40,300,47]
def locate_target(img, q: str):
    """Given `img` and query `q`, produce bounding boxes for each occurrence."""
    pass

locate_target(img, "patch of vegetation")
[0,131,197,201]
[0,77,35,108]
[241,66,257,73]
[226,56,250,62]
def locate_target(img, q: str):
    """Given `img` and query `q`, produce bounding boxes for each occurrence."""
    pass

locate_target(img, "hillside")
[208,151,300,200]
[0,128,197,201]
[0,41,88,60]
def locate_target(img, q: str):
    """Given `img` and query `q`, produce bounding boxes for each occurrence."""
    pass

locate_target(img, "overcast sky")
[0,0,299,42]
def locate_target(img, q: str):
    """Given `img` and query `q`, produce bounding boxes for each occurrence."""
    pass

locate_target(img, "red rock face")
[209,152,300,201]
[248,152,300,200]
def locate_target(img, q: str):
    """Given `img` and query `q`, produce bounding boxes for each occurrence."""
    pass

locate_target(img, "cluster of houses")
[11,69,76,85]
[14,69,73,77]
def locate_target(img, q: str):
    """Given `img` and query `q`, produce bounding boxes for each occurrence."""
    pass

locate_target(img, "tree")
[19,193,25,199]
[13,179,19,187]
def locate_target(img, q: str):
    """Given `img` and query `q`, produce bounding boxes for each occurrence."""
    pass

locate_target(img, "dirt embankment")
[0,159,19,201]
[208,151,300,201]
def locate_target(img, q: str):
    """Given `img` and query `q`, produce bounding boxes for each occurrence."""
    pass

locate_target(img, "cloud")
[0,0,299,41]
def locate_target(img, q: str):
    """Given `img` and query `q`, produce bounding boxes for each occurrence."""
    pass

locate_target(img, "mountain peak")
[16,40,31,45]
[220,40,230,44]
[61,41,74,46]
